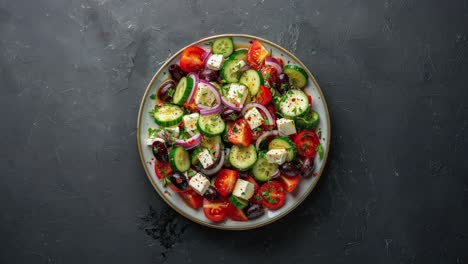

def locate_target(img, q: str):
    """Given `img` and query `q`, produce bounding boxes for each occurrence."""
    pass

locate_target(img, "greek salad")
[146,38,323,222]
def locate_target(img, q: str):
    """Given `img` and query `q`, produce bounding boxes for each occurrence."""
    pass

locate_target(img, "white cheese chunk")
[165,126,180,138]
[227,83,248,106]
[195,82,216,107]
[145,137,164,146]
[189,173,210,195]
[197,149,214,169]
[244,107,264,129]
[206,54,224,70]
[266,149,288,165]
[277,118,297,135]
[183,113,199,131]
[232,179,255,200]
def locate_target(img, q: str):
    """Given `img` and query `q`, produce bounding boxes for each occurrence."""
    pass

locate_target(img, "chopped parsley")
[149,94,156,100]
[162,177,171,187]
[148,127,159,138]
[316,143,324,160]
[187,170,196,177]
[167,88,175,97]
[229,113,237,121]
[237,91,243,99]
[264,118,270,125]
[318,130,322,138]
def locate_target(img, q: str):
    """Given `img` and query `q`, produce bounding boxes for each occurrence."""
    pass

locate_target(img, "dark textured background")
[1,0,468,263]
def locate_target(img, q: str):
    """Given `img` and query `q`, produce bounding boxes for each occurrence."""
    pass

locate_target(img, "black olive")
[169,172,189,191]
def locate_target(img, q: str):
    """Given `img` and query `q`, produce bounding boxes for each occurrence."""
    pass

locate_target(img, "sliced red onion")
[255,130,285,150]
[270,169,280,179]
[203,52,212,67]
[265,57,282,74]
[175,132,202,150]
[240,64,251,71]
[196,80,222,116]
[221,96,243,111]
[201,149,225,175]
[242,102,275,126]
[186,73,199,104]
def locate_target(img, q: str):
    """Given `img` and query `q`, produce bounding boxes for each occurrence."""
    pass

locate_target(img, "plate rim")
[136,33,331,230]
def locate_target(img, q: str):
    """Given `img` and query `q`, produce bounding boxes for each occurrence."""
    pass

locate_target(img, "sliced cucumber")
[229,195,248,209]
[153,104,184,127]
[239,69,263,96]
[252,153,279,182]
[212,38,234,58]
[197,114,225,137]
[169,146,190,172]
[230,49,247,62]
[283,65,308,88]
[191,148,203,165]
[220,59,243,83]
[268,136,296,162]
[229,144,257,171]
[172,76,193,105]
[279,90,310,118]
[295,109,320,129]
[200,135,222,149]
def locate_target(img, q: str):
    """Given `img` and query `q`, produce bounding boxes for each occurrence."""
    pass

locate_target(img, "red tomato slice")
[154,160,172,180]
[259,181,286,210]
[279,175,300,193]
[179,45,206,73]
[308,95,313,106]
[256,85,272,105]
[203,198,229,222]
[214,169,239,197]
[227,203,248,221]
[247,40,269,70]
[179,190,203,209]
[294,130,320,158]
[260,65,278,89]
[227,118,252,147]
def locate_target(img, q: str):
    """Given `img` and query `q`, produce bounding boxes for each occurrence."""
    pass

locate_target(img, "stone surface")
[1,0,468,263]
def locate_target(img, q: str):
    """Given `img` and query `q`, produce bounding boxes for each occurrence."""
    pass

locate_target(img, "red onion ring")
[196,80,222,116]
[270,169,280,179]
[240,65,251,71]
[175,132,201,150]
[201,149,225,175]
[255,130,285,150]
[242,102,275,126]
[203,52,212,67]
[265,57,283,74]
[221,96,243,111]
[186,73,199,104]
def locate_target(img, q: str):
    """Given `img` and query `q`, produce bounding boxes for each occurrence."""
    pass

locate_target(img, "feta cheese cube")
[145,137,164,146]
[165,126,180,138]
[244,107,264,129]
[195,82,216,106]
[197,149,214,169]
[189,173,210,195]
[227,83,248,106]
[266,149,288,165]
[232,179,255,200]
[277,118,297,135]
[183,113,199,131]
[206,54,224,70]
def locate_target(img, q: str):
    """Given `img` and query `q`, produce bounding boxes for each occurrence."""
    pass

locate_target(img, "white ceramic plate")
[137,34,330,230]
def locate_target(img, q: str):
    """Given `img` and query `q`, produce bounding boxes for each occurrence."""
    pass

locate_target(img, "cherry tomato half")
[179,45,206,73]
[203,198,229,222]
[258,181,286,210]
[247,40,269,70]
[294,130,320,158]
[179,190,203,209]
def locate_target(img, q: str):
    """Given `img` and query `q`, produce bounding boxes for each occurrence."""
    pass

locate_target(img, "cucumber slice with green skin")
[197,114,226,137]
[169,146,190,172]
[279,90,310,118]
[252,153,279,182]
[295,110,320,130]
[283,65,308,88]
[229,49,247,62]
[172,76,193,105]
[268,136,296,162]
[220,59,244,83]
[212,38,234,58]
[153,104,184,127]
[229,195,248,209]
[191,148,203,165]
[229,144,257,171]
[200,135,222,149]
[239,69,263,96]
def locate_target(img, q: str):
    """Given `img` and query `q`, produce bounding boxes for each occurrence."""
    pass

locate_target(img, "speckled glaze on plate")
[137,34,330,230]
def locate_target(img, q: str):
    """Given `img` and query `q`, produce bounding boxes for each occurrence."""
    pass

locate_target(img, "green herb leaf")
[149,94,156,100]
[162,177,171,188]
[148,127,158,138]
[167,88,175,97]
[318,130,322,138]
[317,143,324,160]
